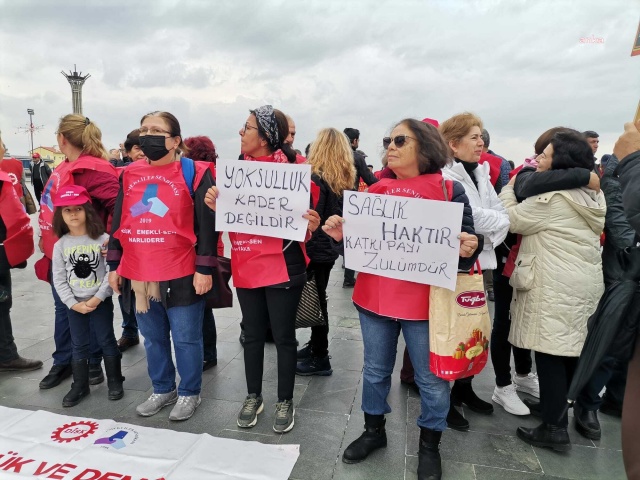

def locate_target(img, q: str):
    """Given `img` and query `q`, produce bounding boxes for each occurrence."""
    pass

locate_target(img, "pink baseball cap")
[422,118,440,128]
[53,185,92,207]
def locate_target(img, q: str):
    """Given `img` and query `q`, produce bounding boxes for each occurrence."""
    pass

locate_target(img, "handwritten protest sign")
[342,191,463,290]
[216,158,311,241]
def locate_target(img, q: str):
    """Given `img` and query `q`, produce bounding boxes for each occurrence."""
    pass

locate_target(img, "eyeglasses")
[139,127,172,136]
[241,123,259,134]
[383,135,416,149]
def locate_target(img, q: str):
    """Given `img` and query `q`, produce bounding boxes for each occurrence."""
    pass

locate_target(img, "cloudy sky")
[0,0,638,167]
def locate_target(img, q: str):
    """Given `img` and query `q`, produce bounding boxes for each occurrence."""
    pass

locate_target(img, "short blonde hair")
[307,128,356,195]
[57,114,108,160]
[439,112,484,156]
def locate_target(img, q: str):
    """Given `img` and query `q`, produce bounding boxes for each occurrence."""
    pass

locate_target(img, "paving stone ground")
[0,203,626,480]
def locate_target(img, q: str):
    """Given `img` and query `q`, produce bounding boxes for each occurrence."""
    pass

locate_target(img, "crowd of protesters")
[1,109,640,480]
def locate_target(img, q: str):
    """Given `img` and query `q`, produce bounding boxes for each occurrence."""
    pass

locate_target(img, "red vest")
[0,158,24,198]
[0,172,34,266]
[39,155,118,259]
[352,174,453,321]
[230,233,291,288]
[479,152,501,187]
[509,164,524,179]
[114,160,208,282]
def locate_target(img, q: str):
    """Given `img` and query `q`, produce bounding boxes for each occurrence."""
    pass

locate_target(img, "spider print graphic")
[68,250,101,284]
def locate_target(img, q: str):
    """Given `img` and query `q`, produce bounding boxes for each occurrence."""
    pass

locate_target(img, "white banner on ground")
[0,406,299,480]
[215,158,311,242]
[342,191,463,290]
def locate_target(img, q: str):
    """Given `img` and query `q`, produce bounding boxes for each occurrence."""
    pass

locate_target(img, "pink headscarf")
[523,155,539,169]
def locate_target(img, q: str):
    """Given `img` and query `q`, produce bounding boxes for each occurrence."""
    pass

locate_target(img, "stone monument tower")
[61,65,91,115]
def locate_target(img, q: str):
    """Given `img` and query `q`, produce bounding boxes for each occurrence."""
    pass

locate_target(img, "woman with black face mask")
[107,111,219,422]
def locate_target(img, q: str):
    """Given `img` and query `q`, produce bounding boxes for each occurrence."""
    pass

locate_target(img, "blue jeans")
[51,276,103,366]
[359,312,449,431]
[118,294,138,339]
[136,299,205,396]
[203,308,217,362]
[67,297,119,360]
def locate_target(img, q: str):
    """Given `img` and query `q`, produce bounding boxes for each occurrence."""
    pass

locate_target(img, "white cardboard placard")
[342,191,463,290]
[215,158,311,242]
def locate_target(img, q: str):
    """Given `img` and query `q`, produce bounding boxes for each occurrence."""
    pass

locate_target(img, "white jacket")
[442,161,509,270]
[499,186,606,356]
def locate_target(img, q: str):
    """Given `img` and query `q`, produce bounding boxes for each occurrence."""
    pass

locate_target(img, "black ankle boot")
[574,403,601,440]
[103,355,125,401]
[342,413,387,464]
[451,380,494,414]
[446,404,469,431]
[516,422,571,452]
[417,428,442,480]
[62,359,90,407]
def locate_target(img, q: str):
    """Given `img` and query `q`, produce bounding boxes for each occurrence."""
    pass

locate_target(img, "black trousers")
[237,285,304,401]
[490,262,533,386]
[0,270,18,363]
[578,355,628,410]
[344,267,355,283]
[536,351,578,427]
[33,179,44,205]
[307,261,334,358]
[202,308,217,362]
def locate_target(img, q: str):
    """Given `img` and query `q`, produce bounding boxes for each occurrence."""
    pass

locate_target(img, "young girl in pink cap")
[51,185,123,408]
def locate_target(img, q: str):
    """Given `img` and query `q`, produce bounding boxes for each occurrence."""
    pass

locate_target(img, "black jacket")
[109,157,134,168]
[619,151,640,239]
[600,155,637,285]
[353,150,378,190]
[306,174,343,263]
[30,161,51,186]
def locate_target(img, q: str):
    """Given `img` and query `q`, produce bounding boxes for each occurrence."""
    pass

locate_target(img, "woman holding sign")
[322,119,481,480]
[439,113,510,429]
[108,111,219,422]
[296,128,356,376]
[205,105,320,434]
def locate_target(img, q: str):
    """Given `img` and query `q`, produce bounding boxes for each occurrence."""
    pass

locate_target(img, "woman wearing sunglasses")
[204,105,320,434]
[439,113,510,430]
[322,119,481,480]
[107,111,219,422]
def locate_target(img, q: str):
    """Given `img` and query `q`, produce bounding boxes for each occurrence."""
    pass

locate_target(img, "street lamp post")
[27,108,35,156]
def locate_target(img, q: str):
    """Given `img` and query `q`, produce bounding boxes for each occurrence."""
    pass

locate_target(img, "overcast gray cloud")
[0,0,637,167]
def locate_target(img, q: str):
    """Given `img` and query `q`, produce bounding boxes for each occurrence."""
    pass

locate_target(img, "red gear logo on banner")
[51,421,99,443]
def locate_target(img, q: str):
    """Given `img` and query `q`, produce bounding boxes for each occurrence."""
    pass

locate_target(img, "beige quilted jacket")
[498,185,606,356]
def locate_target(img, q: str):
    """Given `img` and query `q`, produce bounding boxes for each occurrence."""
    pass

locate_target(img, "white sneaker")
[513,373,540,398]
[492,384,530,416]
